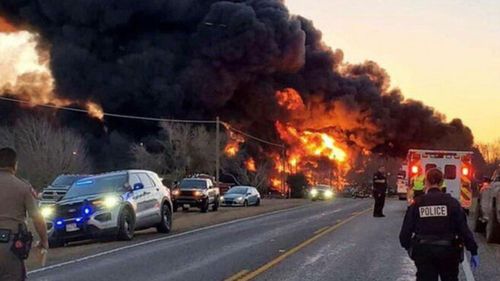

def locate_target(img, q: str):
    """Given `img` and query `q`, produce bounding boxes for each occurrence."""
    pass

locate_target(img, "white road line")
[28,203,318,275]
[462,253,476,281]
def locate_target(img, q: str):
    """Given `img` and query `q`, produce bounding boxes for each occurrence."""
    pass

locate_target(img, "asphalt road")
[29,198,500,281]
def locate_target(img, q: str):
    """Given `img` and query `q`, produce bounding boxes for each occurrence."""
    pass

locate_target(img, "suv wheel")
[486,204,500,243]
[157,203,172,233]
[117,207,135,241]
[200,200,209,213]
[243,200,248,207]
[473,199,486,233]
[212,197,220,212]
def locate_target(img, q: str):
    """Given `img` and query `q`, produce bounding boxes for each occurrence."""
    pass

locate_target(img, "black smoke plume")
[0,0,474,160]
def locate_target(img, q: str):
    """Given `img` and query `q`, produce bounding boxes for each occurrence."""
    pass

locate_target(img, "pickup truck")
[473,169,500,243]
[173,177,220,213]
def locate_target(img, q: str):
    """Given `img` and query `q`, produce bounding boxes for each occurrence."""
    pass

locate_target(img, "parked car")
[221,186,261,207]
[173,177,220,212]
[473,169,500,243]
[310,185,334,201]
[40,174,90,205]
[41,170,173,247]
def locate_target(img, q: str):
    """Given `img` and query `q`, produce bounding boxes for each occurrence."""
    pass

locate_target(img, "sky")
[286,0,500,143]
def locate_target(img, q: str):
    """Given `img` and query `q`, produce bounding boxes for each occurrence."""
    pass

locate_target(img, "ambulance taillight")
[411,165,419,175]
[462,167,469,176]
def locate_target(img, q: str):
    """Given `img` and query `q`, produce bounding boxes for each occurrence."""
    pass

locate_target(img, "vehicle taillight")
[411,165,419,175]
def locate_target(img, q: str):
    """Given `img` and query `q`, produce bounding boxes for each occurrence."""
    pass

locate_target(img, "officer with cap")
[0,147,49,281]
[399,168,479,281]
[372,165,388,217]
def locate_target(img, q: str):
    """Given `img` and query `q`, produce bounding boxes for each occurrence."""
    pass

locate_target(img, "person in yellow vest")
[413,174,425,199]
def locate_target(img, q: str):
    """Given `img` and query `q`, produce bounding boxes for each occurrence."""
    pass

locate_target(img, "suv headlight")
[41,206,55,218]
[310,189,318,196]
[94,195,121,209]
[235,196,243,202]
[325,190,333,198]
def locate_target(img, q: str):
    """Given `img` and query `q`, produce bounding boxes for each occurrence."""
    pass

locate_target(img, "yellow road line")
[239,208,372,281]
[313,226,329,234]
[224,269,250,281]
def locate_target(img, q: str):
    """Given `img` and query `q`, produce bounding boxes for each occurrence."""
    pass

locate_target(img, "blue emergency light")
[76,179,94,186]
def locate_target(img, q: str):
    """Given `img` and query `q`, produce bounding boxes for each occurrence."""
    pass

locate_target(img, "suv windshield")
[64,174,126,199]
[179,179,207,189]
[51,175,85,188]
[313,186,330,191]
[227,187,248,194]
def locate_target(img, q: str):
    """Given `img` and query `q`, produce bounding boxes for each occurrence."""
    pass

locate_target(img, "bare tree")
[130,123,216,182]
[0,116,91,189]
[221,152,270,192]
[477,139,500,164]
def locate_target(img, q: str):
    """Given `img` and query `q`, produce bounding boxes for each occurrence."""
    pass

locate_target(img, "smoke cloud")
[0,0,474,159]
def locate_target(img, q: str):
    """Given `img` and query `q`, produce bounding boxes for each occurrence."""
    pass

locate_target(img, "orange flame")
[275,88,305,111]
[224,131,245,157]
[0,30,104,120]
[276,121,347,163]
[245,158,257,172]
[271,178,282,188]
[0,17,16,33]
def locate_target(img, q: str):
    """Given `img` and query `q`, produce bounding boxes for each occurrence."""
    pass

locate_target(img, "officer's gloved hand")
[470,255,479,270]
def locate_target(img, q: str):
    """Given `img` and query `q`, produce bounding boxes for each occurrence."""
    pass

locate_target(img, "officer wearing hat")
[399,168,479,281]
[372,165,388,217]
[0,147,49,281]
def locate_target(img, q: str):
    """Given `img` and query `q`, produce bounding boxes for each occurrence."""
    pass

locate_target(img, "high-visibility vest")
[413,175,425,191]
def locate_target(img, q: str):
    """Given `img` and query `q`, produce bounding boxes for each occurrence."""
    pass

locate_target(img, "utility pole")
[281,145,286,198]
[215,117,220,184]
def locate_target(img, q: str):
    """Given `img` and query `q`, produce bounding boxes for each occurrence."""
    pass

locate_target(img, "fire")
[275,88,305,111]
[245,158,256,172]
[224,130,245,157]
[86,102,105,120]
[271,178,282,188]
[0,30,104,120]
[276,121,347,163]
[0,17,16,33]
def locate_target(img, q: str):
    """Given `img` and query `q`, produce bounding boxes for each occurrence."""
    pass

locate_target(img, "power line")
[0,96,216,124]
[222,122,284,148]
[0,95,284,147]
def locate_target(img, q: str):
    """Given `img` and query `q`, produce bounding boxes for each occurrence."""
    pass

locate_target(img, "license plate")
[183,204,190,208]
[66,223,79,232]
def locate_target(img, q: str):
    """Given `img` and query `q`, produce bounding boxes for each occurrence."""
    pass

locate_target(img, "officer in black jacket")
[399,168,479,281]
[372,166,387,217]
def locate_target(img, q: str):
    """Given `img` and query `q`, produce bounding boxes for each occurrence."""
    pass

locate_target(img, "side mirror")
[133,183,144,191]
[123,183,133,192]
[247,193,252,196]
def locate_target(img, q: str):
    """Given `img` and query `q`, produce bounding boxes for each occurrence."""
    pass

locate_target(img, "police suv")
[40,170,173,247]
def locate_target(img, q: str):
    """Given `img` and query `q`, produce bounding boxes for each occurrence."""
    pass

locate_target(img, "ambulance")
[406,149,474,210]
[397,163,408,201]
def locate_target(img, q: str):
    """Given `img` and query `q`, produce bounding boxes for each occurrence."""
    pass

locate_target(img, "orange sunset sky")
[287,0,499,143]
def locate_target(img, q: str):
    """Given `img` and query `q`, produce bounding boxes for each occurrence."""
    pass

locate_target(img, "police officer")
[413,174,425,198]
[399,168,479,281]
[372,165,388,217]
[0,147,49,281]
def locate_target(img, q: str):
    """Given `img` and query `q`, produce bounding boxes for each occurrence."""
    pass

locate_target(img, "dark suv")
[42,170,173,247]
[41,175,90,204]
[173,177,220,213]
